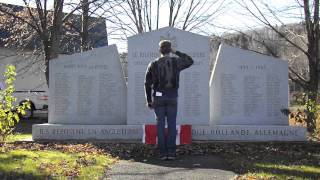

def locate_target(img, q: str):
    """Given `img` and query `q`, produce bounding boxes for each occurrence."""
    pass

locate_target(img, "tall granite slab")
[49,45,127,125]
[210,44,289,125]
[127,27,210,125]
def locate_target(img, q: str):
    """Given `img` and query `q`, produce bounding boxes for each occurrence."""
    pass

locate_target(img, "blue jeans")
[154,97,177,156]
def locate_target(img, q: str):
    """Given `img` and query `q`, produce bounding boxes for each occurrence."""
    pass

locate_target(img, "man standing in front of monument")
[144,40,193,160]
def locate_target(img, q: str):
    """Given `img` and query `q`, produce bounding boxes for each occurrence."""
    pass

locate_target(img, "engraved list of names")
[127,27,210,125]
[49,45,127,125]
[210,44,288,125]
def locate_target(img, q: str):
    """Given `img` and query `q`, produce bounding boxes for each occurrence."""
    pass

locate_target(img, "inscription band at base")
[192,125,307,141]
[33,124,307,141]
[32,124,143,140]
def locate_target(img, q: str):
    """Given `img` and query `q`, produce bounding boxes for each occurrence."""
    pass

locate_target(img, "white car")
[0,48,49,119]
[14,90,48,118]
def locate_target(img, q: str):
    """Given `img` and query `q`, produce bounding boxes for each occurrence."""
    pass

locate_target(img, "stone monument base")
[33,124,307,141]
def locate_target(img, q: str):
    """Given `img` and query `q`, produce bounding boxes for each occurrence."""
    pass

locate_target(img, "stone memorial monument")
[32,29,306,141]
[33,45,142,140]
[127,27,210,125]
[192,44,306,141]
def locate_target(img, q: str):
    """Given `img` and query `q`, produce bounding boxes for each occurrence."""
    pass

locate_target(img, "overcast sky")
[0,0,303,51]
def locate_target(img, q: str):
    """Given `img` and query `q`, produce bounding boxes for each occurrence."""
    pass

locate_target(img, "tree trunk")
[47,0,64,86]
[137,0,144,33]
[169,0,174,26]
[43,40,51,87]
[307,61,318,133]
[50,0,64,59]
[306,35,319,133]
[156,0,159,29]
[318,38,320,100]
[81,0,89,52]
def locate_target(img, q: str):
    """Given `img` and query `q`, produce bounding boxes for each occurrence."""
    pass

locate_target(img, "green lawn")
[225,144,320,180]
[252,163,320,179]
[231,157,320,179]
[5,133,32,142]
[0,143,117,179]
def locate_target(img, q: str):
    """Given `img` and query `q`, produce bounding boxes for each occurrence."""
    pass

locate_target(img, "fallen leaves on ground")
[1,142,106,155]
[1,141,319,179]
[1,141,320,159]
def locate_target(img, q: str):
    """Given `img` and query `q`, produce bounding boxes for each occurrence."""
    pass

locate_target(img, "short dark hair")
[159,40,171,55]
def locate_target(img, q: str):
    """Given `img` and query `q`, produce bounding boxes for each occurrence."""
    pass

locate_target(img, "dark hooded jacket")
[144,51,193,103]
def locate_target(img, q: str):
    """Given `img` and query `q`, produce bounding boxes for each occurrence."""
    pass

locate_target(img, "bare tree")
[0,0,107,84]
[62,0,111,51]
[0,0,68,84]
[234,0,319,132]
[168,0,226,31]
[104,0,228,41]
[0,0,65,84]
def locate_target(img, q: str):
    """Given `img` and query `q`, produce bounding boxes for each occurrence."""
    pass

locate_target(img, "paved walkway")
[107,155,236,180]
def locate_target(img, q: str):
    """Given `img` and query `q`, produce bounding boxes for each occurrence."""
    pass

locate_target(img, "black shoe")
[167,155,176,160]
[159,155,168,160]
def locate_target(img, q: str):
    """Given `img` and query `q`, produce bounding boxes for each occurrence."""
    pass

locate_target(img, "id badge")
[156,92,162,96]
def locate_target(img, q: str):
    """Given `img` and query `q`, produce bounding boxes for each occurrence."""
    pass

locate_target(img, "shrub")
[305,97,320,134]
[290,92,306,105]
[314,106,320,139]
[0,65,30,141]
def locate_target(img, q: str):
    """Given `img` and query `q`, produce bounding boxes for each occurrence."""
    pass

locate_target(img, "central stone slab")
[127,27,210,125]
